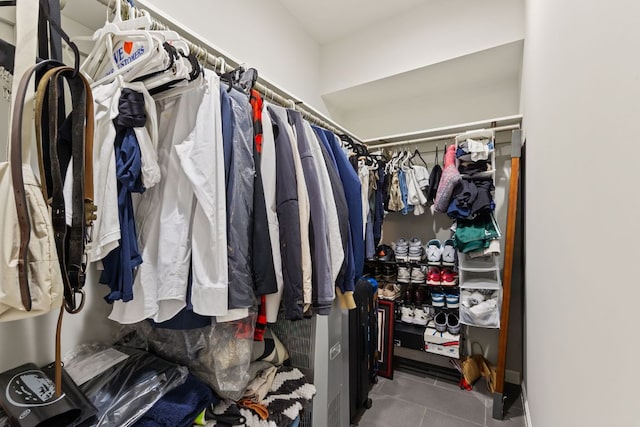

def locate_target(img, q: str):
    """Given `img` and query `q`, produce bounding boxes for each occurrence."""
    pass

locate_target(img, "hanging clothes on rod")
[92,0,363,144]
[73,1,362,331]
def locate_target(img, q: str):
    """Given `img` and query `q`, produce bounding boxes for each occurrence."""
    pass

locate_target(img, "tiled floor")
[357,368,526,427]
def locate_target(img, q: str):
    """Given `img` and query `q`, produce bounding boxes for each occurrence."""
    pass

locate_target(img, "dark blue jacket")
[313,126,350,294]
[323,129,364,282]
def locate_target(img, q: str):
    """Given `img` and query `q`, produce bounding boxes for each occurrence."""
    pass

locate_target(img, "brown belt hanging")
[34,65,96,314]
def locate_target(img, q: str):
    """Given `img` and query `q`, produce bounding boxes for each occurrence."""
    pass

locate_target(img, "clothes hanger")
[84,30,157,87]
[410,146,429,168]
[220,64,246,92]
[80,0,162,84]
[132,41,190,92]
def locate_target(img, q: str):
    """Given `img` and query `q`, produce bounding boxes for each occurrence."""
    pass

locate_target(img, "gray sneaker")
[447,313,461,335]
[397,266,411,283]
[434,311,447,332]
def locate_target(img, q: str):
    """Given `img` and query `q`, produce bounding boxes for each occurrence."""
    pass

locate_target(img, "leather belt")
[35,65,96,314]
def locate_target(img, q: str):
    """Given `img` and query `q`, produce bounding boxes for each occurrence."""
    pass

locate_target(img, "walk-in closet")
[0,1,636,426]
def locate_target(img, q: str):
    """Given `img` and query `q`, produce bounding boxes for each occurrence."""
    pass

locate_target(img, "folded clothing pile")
[455,134,494,163]
[208,366,315,427]
[453,214,501,254]
[458,160,492,177]
[447,178,495,220]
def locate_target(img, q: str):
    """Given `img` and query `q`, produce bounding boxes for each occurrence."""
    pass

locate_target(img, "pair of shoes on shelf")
[395,238,409,261]
[375,244,395,262]
[430,292,459,308]
[380,283,401,300]
[381,264,397,282]
[427,267,458,286]
[400,305,434,326]
[426,239,456,265]
[434,311,461,335]
[371,264,383,281]
[408,237,424,262]
[403,285,427,304]
[397,266,411,283]
[398,266,427,284]
[410,266,426,284]
[396,237,426,262]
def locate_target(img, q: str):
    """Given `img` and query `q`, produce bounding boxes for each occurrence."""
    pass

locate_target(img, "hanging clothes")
[110,72,228,324]
[219,86,256,320]
[288,110,333,315]
[313,126,354,309]
[98,89,146,303]
[326,132,364,280]
[373,161,385,246]
[304,123,343,289]
[261,104,285,323]
[249,90,277,298]
[266,104,304,320]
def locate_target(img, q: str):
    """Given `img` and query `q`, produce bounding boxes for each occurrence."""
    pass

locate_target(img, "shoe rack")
[365,256,462,361]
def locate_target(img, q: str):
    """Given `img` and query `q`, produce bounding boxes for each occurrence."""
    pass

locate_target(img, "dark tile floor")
[357,368,526,427]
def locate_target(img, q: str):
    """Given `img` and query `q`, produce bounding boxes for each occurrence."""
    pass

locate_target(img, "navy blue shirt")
[100,121,144,302]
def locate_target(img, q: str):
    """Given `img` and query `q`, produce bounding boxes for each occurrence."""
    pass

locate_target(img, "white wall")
[339,77,520,139]
[320,0,525,94]
[140,0,329,115]
[521,0,640,426]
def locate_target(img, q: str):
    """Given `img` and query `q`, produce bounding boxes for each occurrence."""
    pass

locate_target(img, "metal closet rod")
[364,115,523,150]
[367,124,521,150]
[92,0,361,141]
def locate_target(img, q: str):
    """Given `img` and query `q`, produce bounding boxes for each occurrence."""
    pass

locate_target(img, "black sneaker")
[375,244,395,262]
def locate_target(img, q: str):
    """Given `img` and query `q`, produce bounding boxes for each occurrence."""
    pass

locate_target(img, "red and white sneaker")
[441,268,458,286]
[426,267,442,285]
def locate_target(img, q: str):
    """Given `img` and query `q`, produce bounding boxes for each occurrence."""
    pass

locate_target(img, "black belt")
[35,65,96,314]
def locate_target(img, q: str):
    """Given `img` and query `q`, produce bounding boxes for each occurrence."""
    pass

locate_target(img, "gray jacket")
[316,133,349,292]
[226,87,256,309]
[288,110,333,315]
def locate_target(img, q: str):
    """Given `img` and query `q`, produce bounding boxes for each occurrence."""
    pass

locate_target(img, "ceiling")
[277,0,427,44]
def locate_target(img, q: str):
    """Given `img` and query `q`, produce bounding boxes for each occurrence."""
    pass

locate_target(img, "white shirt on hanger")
[110,75,219,324]
[84,81,123,263]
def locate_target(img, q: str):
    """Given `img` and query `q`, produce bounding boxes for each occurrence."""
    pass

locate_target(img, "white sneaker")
[400,306,414,324]
[413,306,433,326]
[442,239,456,266]
[426,239,443,264]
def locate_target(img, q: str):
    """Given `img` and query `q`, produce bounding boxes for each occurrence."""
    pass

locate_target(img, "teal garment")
[454,214,501,253]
